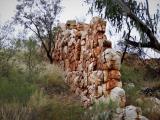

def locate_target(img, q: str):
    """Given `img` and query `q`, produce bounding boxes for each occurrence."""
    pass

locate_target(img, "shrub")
[27,89,84,120]
[0,76,36,104]
[38,63,69,94]
[136,97,160,120]
[121,64,144,85]
[83,100,118,120]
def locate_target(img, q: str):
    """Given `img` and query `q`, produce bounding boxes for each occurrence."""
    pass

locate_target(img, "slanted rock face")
[53,17,124,108]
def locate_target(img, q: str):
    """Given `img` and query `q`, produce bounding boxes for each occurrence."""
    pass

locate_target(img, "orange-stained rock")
[106,79,119,90]
[110,58,121,70]
[108,70,121,80]
[75,41,81,60]
[72,61,77,71]
[101,63,109,70]
[96,59,103,70]
[94,46,101,57]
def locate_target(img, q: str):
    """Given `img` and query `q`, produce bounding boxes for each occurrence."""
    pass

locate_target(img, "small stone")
[123,105,144,120]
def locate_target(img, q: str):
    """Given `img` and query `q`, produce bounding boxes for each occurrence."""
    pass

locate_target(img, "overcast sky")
[0,0,94,23]
[0,0,160,58]
[0,0,159,23]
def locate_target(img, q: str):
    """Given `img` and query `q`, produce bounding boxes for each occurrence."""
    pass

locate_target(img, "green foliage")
[0,48,16,77]
[88,0,159,33]
[121,62,160,120]
[121,63,160,86]
[144,65,160,81]
[83,100,118,120]
[121,64,144,84]
[0,67,36,104]
[23,38,42,81]
[0,48,84,120]
[87,0,160,52]
[0,20,85,119]
[0,89,84,120]
[15,0,62,63]
[95,0,123,31]
[0,62,84,120]
[124,84,140,106]
[137,98,160,120]
[39,64,64,84]
[28,90,49,109]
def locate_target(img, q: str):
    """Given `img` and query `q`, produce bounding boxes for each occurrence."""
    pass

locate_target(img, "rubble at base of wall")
[53,17,148,119]
[109,105,148,120]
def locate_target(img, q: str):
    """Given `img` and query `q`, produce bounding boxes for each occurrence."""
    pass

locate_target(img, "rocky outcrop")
[53,17,125,108]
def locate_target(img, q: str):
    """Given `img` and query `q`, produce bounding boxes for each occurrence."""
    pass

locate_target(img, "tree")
[0,22,18,76]
[23,38,41,81]
[15,0,62,63]
[86,0,160,53]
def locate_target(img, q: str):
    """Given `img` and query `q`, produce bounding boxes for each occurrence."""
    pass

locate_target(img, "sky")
[0,0,160,58]
[0,0,93,23]
[0,0,17,22]
[0,0,159,23]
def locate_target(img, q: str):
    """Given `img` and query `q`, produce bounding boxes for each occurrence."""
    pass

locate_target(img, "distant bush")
[121,64,144,85]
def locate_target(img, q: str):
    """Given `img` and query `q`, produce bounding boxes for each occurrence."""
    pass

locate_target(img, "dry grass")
[0,62,84,120]
[142,81,160,88]
[0,103,32,120]
[122,63,160,120]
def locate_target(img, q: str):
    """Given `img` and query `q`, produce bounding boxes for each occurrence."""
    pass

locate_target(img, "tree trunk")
[127,12,160,51]
[117,0,160,52]
[47,52,53,64]
[121,44,128,64]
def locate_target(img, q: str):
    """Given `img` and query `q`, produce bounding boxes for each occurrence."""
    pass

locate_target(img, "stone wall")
[53,17,126,108]
[53,17,149,119]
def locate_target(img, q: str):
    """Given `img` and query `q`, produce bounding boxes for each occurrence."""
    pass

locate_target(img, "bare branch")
[145,0,154,33]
